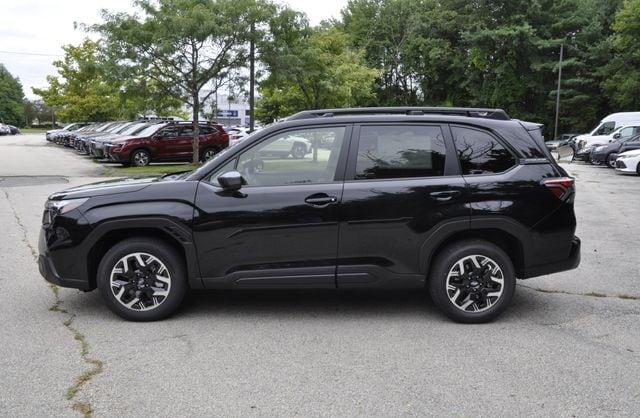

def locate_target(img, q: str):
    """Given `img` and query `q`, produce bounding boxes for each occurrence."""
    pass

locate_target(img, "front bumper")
[590,151,607,164]
[38,228,91,290]
[523,236,581,279]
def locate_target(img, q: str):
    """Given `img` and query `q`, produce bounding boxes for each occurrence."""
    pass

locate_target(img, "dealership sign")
[217,110,239,118]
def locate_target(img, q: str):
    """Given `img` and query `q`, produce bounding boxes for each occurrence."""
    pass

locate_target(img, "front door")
[336,123,469,288]
[193,125,351,288]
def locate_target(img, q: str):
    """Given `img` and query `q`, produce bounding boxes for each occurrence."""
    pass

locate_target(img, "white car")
[615,149,640,175]
[576,112,640,148]
[227,127,251,147]
[0,123,11,136]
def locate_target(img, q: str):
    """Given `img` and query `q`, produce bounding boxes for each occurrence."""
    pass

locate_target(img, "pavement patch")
[0,176,69,187]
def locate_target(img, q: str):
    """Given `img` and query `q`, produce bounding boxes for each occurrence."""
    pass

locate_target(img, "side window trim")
[449,124,518,177]
[344,122,456,181]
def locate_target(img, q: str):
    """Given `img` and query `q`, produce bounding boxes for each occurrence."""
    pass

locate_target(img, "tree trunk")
[192,93,200,164]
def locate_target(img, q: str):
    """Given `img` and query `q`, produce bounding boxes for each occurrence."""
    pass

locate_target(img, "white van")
[576,112,640,148]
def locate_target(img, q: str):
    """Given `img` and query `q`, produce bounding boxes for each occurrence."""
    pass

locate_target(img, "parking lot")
[1,133,640,416]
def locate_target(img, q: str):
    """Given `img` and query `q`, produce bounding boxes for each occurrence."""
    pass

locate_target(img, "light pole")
[554,42,564,140]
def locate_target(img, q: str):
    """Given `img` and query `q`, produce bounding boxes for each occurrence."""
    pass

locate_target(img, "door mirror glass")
[217,170,245,191]
[613,133,621,139]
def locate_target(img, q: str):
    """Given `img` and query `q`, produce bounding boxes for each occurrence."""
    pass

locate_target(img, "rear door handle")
[430,190,462,201]
[305,193,338,206]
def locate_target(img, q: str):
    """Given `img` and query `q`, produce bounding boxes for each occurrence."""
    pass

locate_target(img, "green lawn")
[19,128,49,134]
[102,163,200,177]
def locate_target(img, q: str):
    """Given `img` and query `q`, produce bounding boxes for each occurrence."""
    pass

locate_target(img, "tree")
[0,64,26,126]
[256,8,378,122]
[33,39,121,122]
[602,0,640,110]
[94,0,268,163]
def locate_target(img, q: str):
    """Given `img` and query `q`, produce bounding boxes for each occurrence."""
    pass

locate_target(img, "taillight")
[542,177,575,200]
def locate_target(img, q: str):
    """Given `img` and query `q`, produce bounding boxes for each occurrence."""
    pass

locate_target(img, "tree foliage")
[341,0,624,135]
[94,0,270,162]
[602,0,640,110]
[0,64,26,126]
[256,8,378,122]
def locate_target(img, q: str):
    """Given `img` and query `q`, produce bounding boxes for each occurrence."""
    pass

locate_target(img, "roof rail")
[287,107,511,121]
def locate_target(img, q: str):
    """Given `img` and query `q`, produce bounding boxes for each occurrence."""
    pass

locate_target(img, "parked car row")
[46,120,230,166]
[0,123,20,135]
[545,113,640,175]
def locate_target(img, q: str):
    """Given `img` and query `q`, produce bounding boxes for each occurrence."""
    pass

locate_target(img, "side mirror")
[613,133,621,139]
[217,170,245,191]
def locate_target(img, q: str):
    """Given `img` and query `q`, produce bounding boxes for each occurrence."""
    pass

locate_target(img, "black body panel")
[38,108,580,294]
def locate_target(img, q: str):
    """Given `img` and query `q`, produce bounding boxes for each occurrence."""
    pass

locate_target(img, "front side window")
[595,122,616,135]
[160,127,179,138]
[355,125,446,180]
[452,127,516,175]
[236,126,346,187]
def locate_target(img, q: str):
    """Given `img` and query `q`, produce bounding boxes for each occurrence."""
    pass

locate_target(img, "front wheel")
[97,238,187,321]
[428,240,516,323]
[130,149,151,167]
[606,153,617,168]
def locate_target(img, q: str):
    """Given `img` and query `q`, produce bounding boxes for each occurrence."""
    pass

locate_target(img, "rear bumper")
[522,236,581,279]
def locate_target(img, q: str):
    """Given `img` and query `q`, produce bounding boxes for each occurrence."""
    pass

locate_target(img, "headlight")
[594,146,605,152]
[46,198,88,214]
[618,154,631,159]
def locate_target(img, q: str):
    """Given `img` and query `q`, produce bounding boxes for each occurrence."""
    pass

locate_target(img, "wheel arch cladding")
[85,219,203,291]
[421,220,529,280]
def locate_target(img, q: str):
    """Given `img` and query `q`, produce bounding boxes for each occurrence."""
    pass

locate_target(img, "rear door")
[336,123,468,288]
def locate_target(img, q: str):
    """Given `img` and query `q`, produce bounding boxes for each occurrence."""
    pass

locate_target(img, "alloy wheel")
[109,252,171,311]
[607,154,616,168]
[133,151,150,166]
[446,254,504,313]
[291,144,306,159]
[203,149,216,161]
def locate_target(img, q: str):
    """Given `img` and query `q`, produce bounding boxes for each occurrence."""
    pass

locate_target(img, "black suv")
[38,107,580,323]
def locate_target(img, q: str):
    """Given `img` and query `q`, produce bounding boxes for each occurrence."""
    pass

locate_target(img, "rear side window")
[452,127,516,175]
[355,125,446,179]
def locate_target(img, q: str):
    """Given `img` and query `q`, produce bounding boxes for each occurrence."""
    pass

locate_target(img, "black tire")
[428,240,516,324]
[636,162,640,176]
[97,238,187,321]
[605,153,616,168]
[290,143,307,159]
[130,149,151,167]
[201,147,217,162]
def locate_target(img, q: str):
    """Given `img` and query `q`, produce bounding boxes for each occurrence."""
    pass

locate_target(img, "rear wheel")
[606,153,617,168]
[97,238,187,321]
[290,143,307,159]
[428,240,516,323]
[201,148,217,162]
[130,149,151,167]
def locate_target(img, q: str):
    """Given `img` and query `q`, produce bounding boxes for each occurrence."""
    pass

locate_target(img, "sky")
[0,0,348,99]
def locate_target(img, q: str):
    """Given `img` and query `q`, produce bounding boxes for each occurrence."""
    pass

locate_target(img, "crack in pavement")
[517,283,639,301]
[2,189,104,418]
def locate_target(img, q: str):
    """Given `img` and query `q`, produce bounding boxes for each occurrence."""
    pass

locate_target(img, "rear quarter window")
[452,126,516,175]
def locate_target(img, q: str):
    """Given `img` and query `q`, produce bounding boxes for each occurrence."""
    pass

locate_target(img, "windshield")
[126,123,153,135]
[135,123,167,137]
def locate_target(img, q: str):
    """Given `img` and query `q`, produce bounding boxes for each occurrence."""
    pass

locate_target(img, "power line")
[0,50,62,57]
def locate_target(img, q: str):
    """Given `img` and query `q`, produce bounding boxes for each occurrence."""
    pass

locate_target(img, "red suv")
[104,122,229,166]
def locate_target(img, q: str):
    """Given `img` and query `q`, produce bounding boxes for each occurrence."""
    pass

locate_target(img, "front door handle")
[305,193,338,206]
[430,190,462,201]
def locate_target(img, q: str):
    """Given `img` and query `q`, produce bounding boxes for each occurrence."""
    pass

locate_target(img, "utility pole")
[554,42,564,140]
[249,22,256,132]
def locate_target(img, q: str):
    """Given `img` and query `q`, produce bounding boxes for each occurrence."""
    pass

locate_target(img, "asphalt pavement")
[1,134,639,417]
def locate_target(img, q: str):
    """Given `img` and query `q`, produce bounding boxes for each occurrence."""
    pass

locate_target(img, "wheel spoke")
[110,252,171,312]
[446,254,505,313]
